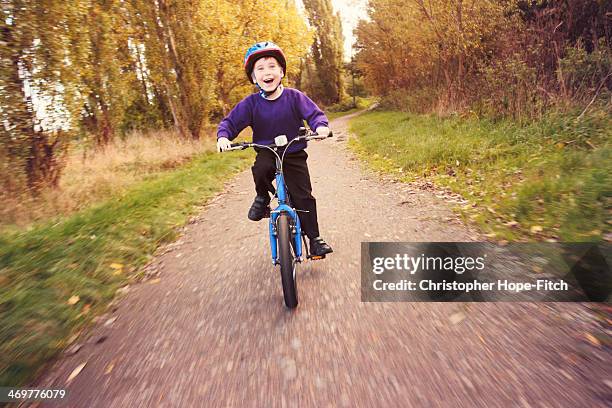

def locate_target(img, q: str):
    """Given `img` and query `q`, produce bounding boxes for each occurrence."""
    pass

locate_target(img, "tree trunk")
[26,131,65,190]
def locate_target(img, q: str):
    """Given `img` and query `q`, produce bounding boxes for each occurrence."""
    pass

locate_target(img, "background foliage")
[354,0,611,118]
[0,0,324,200]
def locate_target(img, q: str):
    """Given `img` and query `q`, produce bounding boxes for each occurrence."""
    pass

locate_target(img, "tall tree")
[209,0,312,116]
[129,0,213,139]
[0,0,91,190]
[81,0,142,146]
[355,0,518,109]
[302,0,345,104]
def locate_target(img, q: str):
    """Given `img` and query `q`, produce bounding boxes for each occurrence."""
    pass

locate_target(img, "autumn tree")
[81,0,144,146]
[355,0,610,117]
[127,0,214,139]
[302,0,345,105]
[206,0,312,117]
[355,0,515,110]
[0,1,90,190]
[1,0,314,196]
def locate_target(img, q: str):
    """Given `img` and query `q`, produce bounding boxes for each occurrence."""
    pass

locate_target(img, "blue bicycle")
[225,127,332,308]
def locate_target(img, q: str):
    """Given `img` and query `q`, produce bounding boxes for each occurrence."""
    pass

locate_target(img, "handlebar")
[225,128,332,152]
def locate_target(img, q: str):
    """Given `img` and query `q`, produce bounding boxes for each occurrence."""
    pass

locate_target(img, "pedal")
[308,255,326,260]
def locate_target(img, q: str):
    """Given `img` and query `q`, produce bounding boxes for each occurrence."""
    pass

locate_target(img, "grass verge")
[0,149,252,386]
[347,109,611,241]
[1,130,212,229]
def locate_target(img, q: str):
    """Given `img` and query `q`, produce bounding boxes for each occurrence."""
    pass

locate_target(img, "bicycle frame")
[225,128,330,265]
[224,128,331,308]
[269,161,303,265]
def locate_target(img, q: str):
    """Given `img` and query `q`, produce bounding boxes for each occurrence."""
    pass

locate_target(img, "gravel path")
[36,111,611,407]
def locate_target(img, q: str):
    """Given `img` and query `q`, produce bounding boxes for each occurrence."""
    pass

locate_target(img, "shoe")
[248,195,270,221]
[310,237,333,257]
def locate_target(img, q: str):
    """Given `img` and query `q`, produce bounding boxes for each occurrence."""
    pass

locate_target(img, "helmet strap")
[257,83,283,99]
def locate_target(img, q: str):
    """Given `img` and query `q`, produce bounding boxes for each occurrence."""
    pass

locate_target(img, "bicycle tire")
[277,213,298,308]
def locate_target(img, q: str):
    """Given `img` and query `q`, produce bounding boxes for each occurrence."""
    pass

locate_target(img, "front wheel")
[277,213,298,308]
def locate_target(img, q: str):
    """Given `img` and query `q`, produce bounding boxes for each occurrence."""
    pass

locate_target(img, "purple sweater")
[217,88,328,153]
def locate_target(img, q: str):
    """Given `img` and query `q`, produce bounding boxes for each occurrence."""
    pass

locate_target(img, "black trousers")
[251,149,319,239]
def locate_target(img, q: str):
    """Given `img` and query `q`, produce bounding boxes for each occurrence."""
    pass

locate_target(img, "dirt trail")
[37,111,610,407]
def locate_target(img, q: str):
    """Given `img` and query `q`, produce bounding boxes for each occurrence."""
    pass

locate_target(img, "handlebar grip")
[224,143,248,151]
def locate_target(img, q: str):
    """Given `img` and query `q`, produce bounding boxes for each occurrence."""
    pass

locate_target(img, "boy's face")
[252,56,283,92]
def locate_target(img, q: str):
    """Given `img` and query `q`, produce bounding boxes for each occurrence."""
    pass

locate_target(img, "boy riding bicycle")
[216,41,333,257]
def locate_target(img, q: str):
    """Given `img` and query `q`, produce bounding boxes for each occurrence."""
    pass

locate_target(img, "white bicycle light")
[275,135,288,146]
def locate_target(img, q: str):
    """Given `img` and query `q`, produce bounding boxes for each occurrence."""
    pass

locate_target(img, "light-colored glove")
[315,126,331,137]
[216,137,231,152]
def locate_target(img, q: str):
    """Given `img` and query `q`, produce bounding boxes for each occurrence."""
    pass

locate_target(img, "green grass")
[348,109,611,241]
[0,149,252,386]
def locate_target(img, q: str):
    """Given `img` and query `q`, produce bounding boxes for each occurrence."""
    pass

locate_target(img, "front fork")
[269,208,303,265]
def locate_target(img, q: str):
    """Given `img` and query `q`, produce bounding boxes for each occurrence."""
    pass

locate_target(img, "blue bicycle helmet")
[244,41,287,82]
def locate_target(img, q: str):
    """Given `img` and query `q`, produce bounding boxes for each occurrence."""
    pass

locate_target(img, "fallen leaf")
[64,344,82,356]
[110,263,123,270]
[104,361,115,375]
[67,362,86,383]
[67,295,80,305]
[449,312,466,325]
[530,225,543,234]
[149,278,161,284]
[67,334,79,345]
[584,333,601,347]
[532,266,543,273]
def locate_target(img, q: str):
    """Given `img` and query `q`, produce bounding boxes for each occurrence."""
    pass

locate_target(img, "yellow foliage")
[355,0,519,96]
[199,0,313,114]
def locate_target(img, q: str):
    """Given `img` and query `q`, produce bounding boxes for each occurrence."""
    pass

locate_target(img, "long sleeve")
[217,97,252,140]
[295,92,328,131]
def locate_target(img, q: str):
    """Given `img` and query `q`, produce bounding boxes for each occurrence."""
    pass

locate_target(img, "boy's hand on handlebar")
[315,126,331,138]
[217,137,231,152]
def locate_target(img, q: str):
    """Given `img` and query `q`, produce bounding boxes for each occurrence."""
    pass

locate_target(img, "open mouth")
[263,78,274,85]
